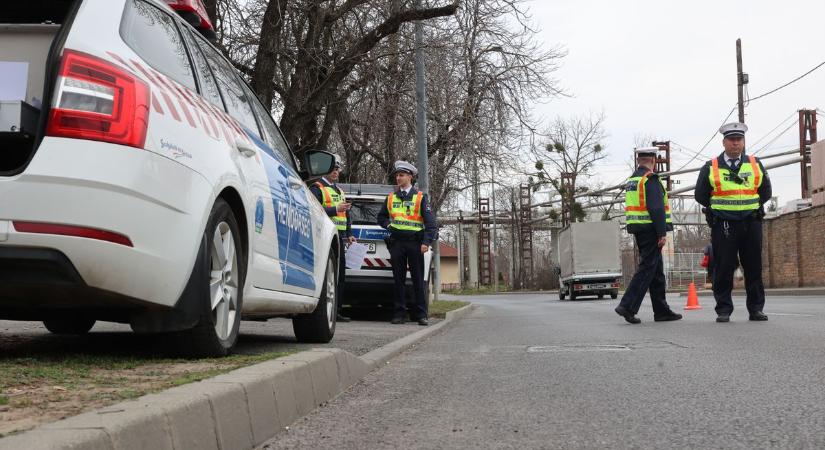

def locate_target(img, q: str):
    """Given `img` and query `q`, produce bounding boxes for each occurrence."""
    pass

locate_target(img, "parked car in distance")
[337,183,434,308]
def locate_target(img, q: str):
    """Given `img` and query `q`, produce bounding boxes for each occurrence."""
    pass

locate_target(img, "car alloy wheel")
[210,221,239,341]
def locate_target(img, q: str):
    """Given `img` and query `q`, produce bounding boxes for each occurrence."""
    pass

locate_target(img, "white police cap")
[719,122,748,138]
[391,160,418,176]
[634,146,659,157]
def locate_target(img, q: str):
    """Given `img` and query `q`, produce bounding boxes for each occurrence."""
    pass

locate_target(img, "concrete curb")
[0,304,476,450]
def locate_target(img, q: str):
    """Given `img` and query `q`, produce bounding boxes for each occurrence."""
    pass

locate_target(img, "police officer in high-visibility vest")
[377,161,437,326]
[309,155,356,322]
[695,122,772,323]
[614,147,682,324]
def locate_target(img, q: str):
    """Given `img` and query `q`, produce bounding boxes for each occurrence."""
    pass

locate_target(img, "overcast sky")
[524,0,825,208]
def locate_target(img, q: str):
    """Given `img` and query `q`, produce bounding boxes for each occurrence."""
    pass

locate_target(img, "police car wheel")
[569,291,577,301]
[293,251,336,343]
[178,199,244,357]
[611,292,618,300]
[558,290,565,301]
[43,317,96,335]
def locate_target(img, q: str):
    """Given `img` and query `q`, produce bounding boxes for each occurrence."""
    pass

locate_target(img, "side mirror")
[302,150,335,178]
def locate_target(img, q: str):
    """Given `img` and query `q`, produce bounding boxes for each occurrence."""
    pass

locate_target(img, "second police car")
[0,0,341,356]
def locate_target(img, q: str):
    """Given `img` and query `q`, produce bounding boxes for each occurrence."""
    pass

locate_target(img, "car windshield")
[350,201,383,225]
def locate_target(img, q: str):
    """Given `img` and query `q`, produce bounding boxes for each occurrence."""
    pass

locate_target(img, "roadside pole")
[414,3,438,301]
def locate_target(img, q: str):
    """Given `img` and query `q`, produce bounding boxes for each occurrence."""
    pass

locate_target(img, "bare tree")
[208,0,459,154]
[532,112,607,221]
[335,0,565,212]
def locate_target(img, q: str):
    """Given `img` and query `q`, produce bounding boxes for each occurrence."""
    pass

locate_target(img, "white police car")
[339,184,433,307]
[0,0,341,356]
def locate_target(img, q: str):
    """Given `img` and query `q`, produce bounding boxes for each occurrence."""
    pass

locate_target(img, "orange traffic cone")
[684,282,702,310]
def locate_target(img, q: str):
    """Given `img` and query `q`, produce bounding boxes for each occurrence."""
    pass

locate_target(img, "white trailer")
[557,221,622,300]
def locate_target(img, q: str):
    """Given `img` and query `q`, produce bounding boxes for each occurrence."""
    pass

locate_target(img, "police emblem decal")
[255,198,264,233]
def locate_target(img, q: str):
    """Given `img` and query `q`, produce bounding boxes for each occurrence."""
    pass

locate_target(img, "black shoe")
[614,306,641,324]
[390,316,406,324]
[749,311,768,321]
[654,311,683,322]
[417,318,429,326]
[336,314,351,323]
[716,313,730,323]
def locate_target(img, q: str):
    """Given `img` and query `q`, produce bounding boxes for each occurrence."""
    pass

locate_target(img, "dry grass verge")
[0,350,291,437]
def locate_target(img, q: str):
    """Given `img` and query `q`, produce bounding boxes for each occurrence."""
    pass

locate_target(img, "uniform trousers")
[710,217,765,315]
[618,231,671,315]
[388,239,427,319]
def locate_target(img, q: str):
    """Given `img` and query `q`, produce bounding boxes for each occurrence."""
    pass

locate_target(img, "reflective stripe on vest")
[387,191,424,232]
[625,172,672,225]
[708,155,762,212]
[314,182,347,230]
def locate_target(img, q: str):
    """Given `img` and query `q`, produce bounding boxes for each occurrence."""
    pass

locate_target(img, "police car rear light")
[573,284,583,290]
[612,282,620,288]
[46,50,149,149]
[13,221,133,247]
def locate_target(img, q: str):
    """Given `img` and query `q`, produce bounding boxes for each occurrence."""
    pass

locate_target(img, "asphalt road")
[0,306,429,359]
[261,293,825,449]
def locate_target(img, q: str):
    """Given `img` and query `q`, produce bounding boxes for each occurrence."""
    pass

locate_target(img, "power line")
[748,110,798,149]
[674,106,736,172]
[747,60,825,103]
[754,120,797,155]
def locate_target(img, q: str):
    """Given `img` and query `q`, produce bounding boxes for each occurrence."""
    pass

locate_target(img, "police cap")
[634,147,659,158]
[391,160,417,176]
[719,122,748,139]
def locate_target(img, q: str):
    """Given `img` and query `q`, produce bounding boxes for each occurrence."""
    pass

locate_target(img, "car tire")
[43,317,95,335]
[598,294,604,299]
[293,250,337,343]
[569,291,577,301]
[611,292,618,300]
[174,198,244,358]
[558,288,565,300]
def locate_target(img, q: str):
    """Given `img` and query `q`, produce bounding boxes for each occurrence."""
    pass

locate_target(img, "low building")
[438,242,459,290]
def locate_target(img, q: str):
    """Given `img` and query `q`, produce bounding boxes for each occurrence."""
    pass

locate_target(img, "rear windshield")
[350,201,383,225]
[120,0,196,91]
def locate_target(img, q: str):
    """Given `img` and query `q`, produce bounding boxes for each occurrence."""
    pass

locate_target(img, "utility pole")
[799,109,818,198]
[491,164,497,292]
[736,38,748,123]
[414,3,438,300]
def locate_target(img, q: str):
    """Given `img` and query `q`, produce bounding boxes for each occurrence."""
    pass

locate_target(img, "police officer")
[309,155,356,323]
[695,122,772,323]
[377,161,438,326]
[614,147,682,324]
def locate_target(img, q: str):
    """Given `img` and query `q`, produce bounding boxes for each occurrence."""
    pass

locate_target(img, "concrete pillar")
[467,227,479,287]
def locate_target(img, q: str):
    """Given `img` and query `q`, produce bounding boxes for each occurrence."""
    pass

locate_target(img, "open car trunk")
[0,0,80,174]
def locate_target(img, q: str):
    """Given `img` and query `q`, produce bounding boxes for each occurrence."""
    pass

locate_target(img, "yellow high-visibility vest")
[708,155,763,212]
[625,172,672,225]
[314,182,347,231]
[386,191,424,232]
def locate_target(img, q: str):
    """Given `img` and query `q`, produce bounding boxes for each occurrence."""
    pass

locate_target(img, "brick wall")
[763,204,825,287]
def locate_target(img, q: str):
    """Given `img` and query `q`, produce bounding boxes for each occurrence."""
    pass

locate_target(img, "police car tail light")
[573,284,583,291]
[46,50,149,149]
[13,221,133,247]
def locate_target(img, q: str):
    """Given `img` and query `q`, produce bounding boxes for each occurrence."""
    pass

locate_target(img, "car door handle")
[287,176,304,190]
[236,141,257,158]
